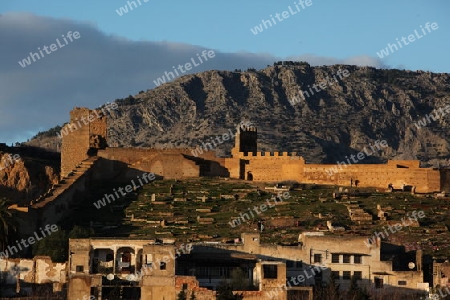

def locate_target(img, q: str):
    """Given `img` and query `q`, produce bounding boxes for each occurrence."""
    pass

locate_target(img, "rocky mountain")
[28,62,450,167]
[0,144,59,203]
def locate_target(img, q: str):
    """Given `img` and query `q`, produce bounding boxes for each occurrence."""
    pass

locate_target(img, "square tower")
[61,107,107,177]
[231,122,257,157]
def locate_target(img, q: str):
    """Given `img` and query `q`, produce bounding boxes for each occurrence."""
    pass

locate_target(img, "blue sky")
[0,0,449,144]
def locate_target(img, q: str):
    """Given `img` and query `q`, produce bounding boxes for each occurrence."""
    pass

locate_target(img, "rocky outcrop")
[0,146,59,204]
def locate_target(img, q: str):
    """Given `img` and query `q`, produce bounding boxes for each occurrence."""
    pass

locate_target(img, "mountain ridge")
[27,62,450,167]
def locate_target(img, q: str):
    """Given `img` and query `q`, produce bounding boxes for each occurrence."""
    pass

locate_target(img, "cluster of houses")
[1,232,439,299]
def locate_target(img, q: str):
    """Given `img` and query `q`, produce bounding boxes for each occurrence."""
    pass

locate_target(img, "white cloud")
[0,13,384,144]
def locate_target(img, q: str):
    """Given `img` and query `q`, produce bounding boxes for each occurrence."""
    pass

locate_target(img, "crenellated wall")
[224,125,445,192]
[240,157,440,193]
[301,162,440,193]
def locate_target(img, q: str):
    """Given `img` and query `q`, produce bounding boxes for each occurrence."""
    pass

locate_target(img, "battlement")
[234,123,257,154]
[242,151,300,157]
[236,121,257,132]
[70,107,91,119]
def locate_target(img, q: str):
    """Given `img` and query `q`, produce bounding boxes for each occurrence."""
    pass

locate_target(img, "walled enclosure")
[226,126,442,193]
[59,107,444,194]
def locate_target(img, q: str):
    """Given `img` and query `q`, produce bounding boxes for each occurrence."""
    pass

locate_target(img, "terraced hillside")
[60,177,450,258]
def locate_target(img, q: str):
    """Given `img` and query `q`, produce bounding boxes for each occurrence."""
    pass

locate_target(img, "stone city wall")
[238,155,440,193]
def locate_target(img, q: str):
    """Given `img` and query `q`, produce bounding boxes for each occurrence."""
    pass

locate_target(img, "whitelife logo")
[57,102,118,139]
[376,22,439,59]
[229,192,291,228]
[364,211,425,248]
[325,140,388,176]
[127,244,193,280]
[115,0,149,16]
[93,173,156,209]
[250,0,313,35]
[18,31,81,68]
[266,263,327,298]
[289,68,350,106]
[414,104,450,129]
[190,121,253,157]
[153,50,215,87]
[0,154,20,171]
[0,224,59,260]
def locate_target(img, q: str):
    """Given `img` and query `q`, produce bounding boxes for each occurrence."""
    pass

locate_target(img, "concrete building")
[431,260,450,289]
[0,256,66,298]
[67,237,295,300]
[298,232,427,293]
[64,232,428,299]
[68,238,184,300]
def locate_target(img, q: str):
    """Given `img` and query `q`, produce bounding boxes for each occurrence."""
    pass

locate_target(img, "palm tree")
[0,197,17,252]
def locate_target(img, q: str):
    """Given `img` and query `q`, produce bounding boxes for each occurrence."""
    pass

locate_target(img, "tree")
[216,281,243,300]
[32,226,92,262]
[177,289,187,300]
[314,273,342,300]
[230,268,256,291]
[68,225,92,238]
[189,292,196,300]
[0,198,17,253]
[346,276,370,300]
[32,227,68,262]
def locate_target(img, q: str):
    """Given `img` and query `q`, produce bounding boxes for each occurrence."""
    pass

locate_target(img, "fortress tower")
[231,122,257,157]
[61,107,107,177]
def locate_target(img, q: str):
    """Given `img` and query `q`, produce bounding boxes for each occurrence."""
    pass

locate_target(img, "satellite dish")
[126,274,136,281]
[106,273,114,281]
[408,262,415,270]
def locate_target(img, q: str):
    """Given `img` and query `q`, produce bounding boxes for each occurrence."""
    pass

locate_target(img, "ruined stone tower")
[237,122,257,153]
[231,122,257,157]
[61,107,107,177]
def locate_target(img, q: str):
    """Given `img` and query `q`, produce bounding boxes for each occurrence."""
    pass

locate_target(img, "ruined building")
[59,107,445,193]
[65,232,428,300]
[67,236,303,300]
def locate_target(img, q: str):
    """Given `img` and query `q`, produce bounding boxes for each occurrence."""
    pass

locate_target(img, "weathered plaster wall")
[0,257,66,297]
